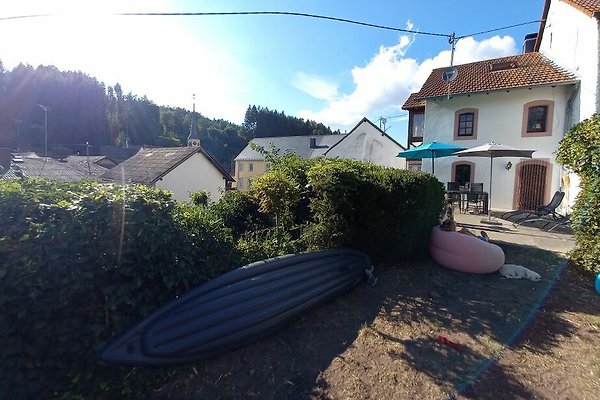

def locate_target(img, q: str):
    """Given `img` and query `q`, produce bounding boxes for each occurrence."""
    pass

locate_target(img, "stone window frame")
[522,100,554,137]
[451,160,475,185]
[453,108,479,140]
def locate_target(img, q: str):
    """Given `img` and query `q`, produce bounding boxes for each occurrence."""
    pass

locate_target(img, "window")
[527,106,547,132]
[248,178,252,188]
[238,162,243,172]
[522,100,553,137]
[406,161,422,171]
[457,113,474,136]
[453,108,478,140]
[411,113,424,139]
[238,179,243,189]
[249,163,254,172]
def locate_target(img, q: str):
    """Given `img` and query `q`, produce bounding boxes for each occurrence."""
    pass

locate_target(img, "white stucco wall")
[538,0,599,211]
[155,152,227,202]
[423,85,576,211]
[325,121,405,168]
[539,0,599,121]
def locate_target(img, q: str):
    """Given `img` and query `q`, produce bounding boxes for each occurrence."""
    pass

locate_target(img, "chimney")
[523,33,537,53]
[0,148,12,170]
[309,137,317,148]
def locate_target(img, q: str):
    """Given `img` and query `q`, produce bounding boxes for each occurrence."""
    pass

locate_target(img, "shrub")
[210,190,273,238]
[264,152,316,225]
[303,158,444,262]
[190,189,210,206]
[250,170,302,227]
[557,114,600,274]
[0,179,238,399]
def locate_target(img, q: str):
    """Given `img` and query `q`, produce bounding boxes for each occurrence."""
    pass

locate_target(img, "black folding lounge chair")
[502,191,565,222]
[514,214,571,232]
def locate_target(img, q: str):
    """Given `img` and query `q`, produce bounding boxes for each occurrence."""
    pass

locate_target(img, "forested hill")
[0,61,339,171]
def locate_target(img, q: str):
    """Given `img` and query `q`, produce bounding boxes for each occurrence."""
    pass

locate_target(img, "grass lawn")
[149,240,600,399]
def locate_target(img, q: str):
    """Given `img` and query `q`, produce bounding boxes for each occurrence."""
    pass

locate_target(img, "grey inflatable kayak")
[98,249,373,366]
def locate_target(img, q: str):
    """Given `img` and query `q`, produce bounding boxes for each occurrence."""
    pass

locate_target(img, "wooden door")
[518,163,547,210]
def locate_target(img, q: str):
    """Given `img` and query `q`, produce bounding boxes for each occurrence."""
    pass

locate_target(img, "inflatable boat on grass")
[99,249,373,367]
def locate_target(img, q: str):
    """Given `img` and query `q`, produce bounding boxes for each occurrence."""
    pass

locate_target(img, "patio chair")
[502,191,565,222]
[464,183,484,214]
[447,181,460,191]
[445,182,461,211]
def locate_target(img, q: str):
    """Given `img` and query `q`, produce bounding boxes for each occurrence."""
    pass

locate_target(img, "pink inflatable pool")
[429,226,505,274]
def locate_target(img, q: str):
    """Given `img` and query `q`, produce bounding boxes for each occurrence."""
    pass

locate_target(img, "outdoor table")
[446,190,489,214]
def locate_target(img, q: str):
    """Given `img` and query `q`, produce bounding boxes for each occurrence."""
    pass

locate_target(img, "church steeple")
[188,94,200,147]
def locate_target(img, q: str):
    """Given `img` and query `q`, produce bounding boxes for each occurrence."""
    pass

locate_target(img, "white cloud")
[292,72,339,101]
[297,34,517,130]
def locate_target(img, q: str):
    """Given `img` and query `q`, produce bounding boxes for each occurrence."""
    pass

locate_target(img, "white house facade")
[534,0,600,210]
[325,118,406,169]
[537,0,599,122]
[155,151,229,202]
[403,52,578,212]
[233,117,406,191]
[423,85,576,211]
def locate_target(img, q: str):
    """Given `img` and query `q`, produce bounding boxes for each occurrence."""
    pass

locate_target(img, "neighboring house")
[233,117,406,191]
[534,0,600,210]
[98,145,142,163]
[0,149,114,182]
[234,134,344,191]
[323,118,406,168]
[401,93,426,171]
[99,106,234,202]
[402,52,578,212]
[64,155,117,177]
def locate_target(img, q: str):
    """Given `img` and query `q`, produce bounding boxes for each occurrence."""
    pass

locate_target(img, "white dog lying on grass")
[499,264,542,281]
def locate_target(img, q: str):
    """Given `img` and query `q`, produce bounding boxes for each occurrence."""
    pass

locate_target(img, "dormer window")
[489,61,516,72]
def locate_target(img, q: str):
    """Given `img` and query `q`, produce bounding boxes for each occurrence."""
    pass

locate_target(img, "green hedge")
[557,114,600,274]
[293,158,443,261]
[210,190,273,238]
[1,157,446,398]
[0,179,239,399]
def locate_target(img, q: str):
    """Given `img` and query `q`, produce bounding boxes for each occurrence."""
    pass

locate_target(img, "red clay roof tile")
[410,52,577,101]
[401,93,426,110]
[564,0,600,15]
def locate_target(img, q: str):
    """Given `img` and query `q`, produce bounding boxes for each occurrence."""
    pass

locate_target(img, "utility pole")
[38,104,49,156]
[449,32,457,66]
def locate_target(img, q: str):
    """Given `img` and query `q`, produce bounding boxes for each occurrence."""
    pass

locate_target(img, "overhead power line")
[1,11,541,41]
[458,20,543,39]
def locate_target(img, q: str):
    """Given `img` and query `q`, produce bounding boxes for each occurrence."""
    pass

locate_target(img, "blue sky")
[1,0,545,143]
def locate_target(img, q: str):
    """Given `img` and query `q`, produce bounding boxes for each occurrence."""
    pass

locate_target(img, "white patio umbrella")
[455,142,535,223]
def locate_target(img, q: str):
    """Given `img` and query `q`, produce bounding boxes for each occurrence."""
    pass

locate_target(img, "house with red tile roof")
[402,51,579,212]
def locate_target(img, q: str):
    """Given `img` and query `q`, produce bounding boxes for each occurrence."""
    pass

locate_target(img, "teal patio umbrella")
[397,141,466,174]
